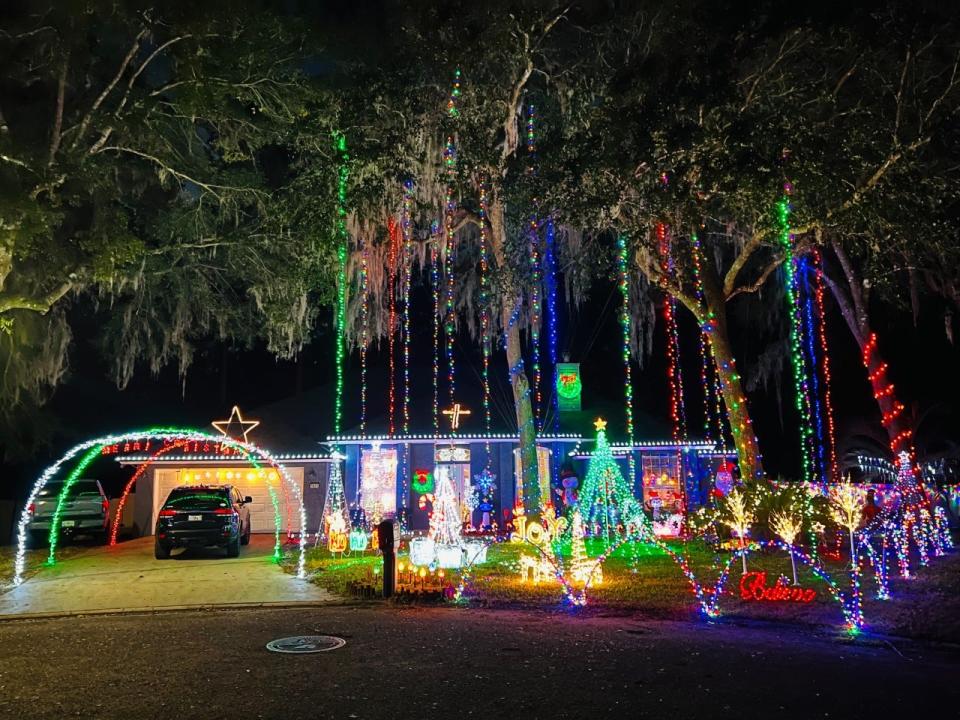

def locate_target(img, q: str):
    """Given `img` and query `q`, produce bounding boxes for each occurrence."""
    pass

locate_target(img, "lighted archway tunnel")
[14,429,309,586]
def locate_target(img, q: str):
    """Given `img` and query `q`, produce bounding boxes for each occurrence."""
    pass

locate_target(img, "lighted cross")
[442,403,472,431]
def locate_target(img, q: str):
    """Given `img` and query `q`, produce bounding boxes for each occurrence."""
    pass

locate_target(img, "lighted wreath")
[412,469,434,495]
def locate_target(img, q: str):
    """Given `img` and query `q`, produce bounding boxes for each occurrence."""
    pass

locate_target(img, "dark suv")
[155,485,252,559]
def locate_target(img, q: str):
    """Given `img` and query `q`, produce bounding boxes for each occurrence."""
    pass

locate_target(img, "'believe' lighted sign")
[739,572,816,603]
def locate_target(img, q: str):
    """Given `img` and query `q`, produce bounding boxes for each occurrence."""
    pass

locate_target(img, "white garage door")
[152,467,303,534]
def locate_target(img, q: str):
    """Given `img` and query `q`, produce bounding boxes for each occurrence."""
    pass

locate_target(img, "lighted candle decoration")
[720,488,754,575]
[770,510,803,585]
[829,478,864,565]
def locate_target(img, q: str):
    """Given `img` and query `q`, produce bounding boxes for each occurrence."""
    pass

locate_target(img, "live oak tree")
[337,2,603,513]
[568,3,960,478]
[0,3,340,432]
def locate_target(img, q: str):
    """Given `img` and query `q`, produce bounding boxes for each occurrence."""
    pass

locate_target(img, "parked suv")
[26,479,110,546]
[155,485,252,559]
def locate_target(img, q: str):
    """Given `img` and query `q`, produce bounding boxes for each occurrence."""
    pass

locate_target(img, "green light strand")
[46,445,104,565]
[333,131,350,435]
[777,195,814,483]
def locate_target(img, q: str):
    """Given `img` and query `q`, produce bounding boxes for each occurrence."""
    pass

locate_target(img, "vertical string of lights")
[333,131,350,436]
[527,104,543,430]
[443,69,461,419]
[658,223,687,442]
[386,217,402,436]
[691,232,724,444]
[545,218,560,434]
[431,238,440,433]
[359,225,370,434]
[401,180,415,435]
[616,235,636,482]
[813,249,839,480]
[799,255,827,484]
[776,186,815,483]
[479,178,493,462]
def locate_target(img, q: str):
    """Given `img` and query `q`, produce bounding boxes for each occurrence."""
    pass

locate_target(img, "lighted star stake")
[442,403,471,432]
[211,406,260,442]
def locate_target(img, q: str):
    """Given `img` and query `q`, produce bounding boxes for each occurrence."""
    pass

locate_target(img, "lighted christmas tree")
[576,418,645,542]
[569,509,602,586]
[429,466,462,546]
[320,460,350,547]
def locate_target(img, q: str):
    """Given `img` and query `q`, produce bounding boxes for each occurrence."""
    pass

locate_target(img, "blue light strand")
[545,218,560,433]
[799,257,827,485]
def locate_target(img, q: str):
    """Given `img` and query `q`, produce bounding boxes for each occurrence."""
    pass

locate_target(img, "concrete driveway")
[0,536,332,617]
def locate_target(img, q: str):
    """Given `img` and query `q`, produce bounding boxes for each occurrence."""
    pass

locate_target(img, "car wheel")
[240,523,250,546]
[28,531,48,548]
[226,534,240,558]
[154,540,170,559]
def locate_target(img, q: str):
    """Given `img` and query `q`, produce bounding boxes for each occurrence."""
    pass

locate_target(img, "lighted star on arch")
[212,406,260,442]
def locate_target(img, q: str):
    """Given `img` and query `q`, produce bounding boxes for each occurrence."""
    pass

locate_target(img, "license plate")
[188,514,202,522]
[61,520,75,527]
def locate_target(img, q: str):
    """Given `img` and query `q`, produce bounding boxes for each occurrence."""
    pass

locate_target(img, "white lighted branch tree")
[720,488,754,575]
[770,509,803,585]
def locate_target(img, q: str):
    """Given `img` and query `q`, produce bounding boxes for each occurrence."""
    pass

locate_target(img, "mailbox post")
[377,519,396,598]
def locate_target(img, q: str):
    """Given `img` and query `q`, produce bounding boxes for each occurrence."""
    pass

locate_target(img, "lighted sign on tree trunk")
[555,363,582,412]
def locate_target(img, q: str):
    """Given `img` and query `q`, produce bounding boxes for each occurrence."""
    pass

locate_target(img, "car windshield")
[38,481,100,497]
[164,490,229,510]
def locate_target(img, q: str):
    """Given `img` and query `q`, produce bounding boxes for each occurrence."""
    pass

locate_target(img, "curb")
[0,599,371,622]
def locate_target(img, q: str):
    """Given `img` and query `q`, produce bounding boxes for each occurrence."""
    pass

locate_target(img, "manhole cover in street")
[265,635,346,654]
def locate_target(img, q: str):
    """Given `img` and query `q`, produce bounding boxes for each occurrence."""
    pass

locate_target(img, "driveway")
[0,536,332,617]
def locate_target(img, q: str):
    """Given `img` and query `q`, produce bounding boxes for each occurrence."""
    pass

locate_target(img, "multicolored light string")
[443,173,458,410]
[401,180,415,435]
[333,131,350,435]
[776,190,815,482]
[359,222,370,434]
[479,179,492,458]
[431,235,441,433]
[387,217,402,436]
[812,250,839,481]
[690,234,721,444]
[658,223,687,441]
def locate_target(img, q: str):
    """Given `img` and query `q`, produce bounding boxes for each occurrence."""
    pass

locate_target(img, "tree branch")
[68,28,147,151]
[47,51,69,166]
[114,34,192,118]
[0,281,72,315]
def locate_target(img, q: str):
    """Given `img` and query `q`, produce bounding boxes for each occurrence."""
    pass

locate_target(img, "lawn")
[0,542,90,591]
[284,535,960,641]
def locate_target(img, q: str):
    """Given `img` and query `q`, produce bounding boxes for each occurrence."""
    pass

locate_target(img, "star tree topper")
[594,417,608,432]
[212,406,260,442]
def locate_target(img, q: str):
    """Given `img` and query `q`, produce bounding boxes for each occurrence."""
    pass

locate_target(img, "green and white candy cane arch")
[14,428,307,585]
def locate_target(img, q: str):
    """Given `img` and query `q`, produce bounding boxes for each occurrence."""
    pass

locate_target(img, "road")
[1,605,956,719]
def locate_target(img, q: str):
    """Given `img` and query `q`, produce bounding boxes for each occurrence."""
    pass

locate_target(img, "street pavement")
[0,536,331,616]
[0,604,956,719]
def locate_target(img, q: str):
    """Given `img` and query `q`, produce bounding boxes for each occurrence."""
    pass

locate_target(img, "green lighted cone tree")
[576,418,645,544]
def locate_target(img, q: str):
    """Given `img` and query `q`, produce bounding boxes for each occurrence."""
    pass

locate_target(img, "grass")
[0,542,91,591]
[282,535,960,641]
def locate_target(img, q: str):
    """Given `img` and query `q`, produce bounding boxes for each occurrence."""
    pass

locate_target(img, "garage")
[115,452,331,539]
